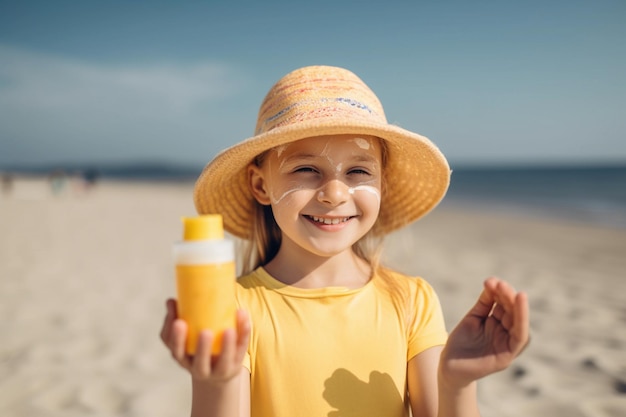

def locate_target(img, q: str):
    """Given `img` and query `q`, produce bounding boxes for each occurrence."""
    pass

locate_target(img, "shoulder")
[373,269,444,323]
[378,268,439,297]
[235,269,269,301]
[235,268,282,310]
[234,270,269,323]
[388,270,448,355]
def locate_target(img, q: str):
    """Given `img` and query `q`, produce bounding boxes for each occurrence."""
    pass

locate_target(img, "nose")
[317,179,350,206]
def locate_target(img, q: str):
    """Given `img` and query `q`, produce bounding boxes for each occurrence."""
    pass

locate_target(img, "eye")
[347,168,372,176]
[293,166,319,174]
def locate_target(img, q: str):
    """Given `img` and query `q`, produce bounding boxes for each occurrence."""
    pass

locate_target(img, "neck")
[263,244,371,289]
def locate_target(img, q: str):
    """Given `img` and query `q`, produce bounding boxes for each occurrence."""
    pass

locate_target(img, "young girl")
[160,65,529,417]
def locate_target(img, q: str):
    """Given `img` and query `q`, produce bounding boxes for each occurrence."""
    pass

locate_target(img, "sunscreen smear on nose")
[173,215,236,355]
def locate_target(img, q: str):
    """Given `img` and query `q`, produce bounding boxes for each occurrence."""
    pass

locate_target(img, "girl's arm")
[408,277,529,417]
[407,346,480,417]
[161,299,251,417]
[191,368,251,417]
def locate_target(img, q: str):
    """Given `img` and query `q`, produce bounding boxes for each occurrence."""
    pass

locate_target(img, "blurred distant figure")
[83,167,100,189]
[71,167,100,195]
[48,170,68,196]
[1,172,14,196]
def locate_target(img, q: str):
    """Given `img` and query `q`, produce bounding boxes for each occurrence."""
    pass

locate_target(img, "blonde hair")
[239,139,408,307]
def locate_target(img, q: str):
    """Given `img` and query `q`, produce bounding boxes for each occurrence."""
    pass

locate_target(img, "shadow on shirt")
[323,368,408,417]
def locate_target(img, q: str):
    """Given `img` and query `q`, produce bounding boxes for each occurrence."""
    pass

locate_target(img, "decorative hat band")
[254,74,387,135]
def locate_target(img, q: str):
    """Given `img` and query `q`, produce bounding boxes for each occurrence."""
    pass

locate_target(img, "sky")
[0,0,625,169]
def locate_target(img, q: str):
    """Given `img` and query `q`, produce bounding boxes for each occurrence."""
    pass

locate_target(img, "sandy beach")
[1,177,625,417]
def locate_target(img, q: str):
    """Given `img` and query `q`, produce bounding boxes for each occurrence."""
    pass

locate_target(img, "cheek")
[269,183,305,205]
[268,182,318,219]
[349,185,382,208]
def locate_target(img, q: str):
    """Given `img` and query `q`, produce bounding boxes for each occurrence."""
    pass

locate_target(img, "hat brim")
[194,118,450,239]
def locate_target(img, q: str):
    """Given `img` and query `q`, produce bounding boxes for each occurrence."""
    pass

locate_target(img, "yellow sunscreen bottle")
[173,214,236,355]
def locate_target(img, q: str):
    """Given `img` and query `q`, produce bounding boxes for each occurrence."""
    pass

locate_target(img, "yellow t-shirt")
[235,267,448,417]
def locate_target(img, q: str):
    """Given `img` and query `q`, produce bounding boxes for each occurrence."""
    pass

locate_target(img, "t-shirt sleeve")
[242,352,251,373]
[235,283,252,373]
[407,277,448,361]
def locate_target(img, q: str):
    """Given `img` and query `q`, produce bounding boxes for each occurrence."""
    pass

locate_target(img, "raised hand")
[160,298,251,383]
[439,277,530,388]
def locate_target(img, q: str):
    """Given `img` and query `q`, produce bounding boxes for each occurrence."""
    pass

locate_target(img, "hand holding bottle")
[160,298,250,383]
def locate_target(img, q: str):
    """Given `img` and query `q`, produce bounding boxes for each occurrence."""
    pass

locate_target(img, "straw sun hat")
[194,65,450,239]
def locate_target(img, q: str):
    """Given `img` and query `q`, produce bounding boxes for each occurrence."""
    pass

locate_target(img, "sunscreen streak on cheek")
[270,186,305,205]
[267,155,304,206]
[349,185,381,206]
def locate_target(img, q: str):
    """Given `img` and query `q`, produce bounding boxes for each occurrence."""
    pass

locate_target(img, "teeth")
[311,216,349,225]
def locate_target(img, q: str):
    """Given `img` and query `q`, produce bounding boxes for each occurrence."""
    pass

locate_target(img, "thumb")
[466,277,499,320]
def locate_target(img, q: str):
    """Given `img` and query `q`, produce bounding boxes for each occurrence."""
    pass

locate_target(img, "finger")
[490,300,513,325]
[492,279,518,311]
[213,328,237,377]
[499,308,515,331]
[191,330,214,379]
[493,280,529,334]
[171,319,191,368]
[468,277,499,319]
[510,291,530,355]
[159,299,177,344]
[167,298,178,314]
[491,303,505,322]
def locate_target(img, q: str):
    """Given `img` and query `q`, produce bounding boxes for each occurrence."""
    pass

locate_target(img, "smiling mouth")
[305,215,352,225]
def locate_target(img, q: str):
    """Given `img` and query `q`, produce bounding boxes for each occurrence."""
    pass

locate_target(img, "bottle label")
[175,261,236,355]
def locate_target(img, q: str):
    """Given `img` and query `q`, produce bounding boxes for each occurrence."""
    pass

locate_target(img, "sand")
[1,177,625,417]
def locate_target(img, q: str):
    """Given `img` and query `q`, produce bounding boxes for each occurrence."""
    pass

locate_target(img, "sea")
[443,165,626,229]
[4,163,626,229]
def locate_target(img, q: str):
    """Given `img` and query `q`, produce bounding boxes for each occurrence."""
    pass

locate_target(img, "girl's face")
[250,134,383,258]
